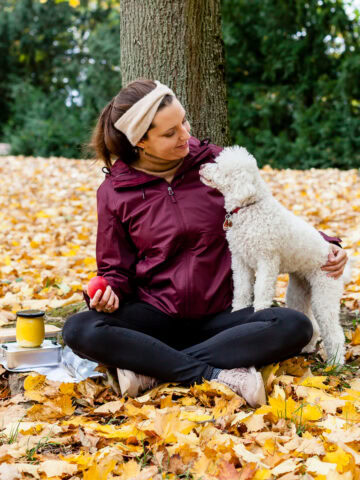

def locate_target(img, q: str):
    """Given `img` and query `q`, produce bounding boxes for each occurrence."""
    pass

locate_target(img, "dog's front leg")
[231,257,254,312]
[253,257,280,312]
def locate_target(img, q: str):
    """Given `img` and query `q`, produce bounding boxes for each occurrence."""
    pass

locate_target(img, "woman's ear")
[136,140,145,149]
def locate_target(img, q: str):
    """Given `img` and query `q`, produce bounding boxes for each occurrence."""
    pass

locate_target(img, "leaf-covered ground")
[0,156,360,479]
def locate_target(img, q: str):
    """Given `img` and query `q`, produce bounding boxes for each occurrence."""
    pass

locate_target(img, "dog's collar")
[231,206,242,215]
[223,202,256,231]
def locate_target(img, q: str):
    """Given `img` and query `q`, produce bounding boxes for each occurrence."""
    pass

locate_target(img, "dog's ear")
[232,170,257,203]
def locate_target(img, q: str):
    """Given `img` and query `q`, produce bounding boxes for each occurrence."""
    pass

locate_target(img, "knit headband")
[114,80,176,146]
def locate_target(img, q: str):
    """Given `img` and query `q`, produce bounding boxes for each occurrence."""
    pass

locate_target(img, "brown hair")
[87,78,173,169]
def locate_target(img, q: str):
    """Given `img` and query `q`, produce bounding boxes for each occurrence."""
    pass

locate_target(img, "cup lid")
[16,310,45,318]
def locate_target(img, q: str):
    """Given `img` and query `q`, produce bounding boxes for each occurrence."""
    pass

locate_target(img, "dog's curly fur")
[200,146,346,364]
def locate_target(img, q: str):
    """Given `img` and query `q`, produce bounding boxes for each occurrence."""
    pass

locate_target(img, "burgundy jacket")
[87,136,341,319]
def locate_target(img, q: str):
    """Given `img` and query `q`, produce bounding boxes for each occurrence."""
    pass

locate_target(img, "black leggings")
[62,302,313,385]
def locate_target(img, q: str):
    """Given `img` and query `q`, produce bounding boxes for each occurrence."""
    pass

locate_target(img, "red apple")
[87,276,108,299]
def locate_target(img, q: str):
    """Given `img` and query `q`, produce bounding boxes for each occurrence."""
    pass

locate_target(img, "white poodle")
[200,146,346,364]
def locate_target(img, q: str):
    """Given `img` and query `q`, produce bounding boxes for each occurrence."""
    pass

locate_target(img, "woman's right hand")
[87,285,120,313]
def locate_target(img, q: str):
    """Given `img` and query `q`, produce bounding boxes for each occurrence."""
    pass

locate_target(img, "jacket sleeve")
[84,183,137,307]
[319,231,342,248]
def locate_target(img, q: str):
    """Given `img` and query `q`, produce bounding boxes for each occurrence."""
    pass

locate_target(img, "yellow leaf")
[83,459,117,480]
[351,326,360,345]
[340,402,360,423]
[302,404,323,421]
[340,388,360,401]
[54,394,76,416]
[153,410,195,444]
[26,395,75,420]
[60,382,75,395]
[323,447,352,473]
[260,362,279,392]
[20,424,43,435]
[24,373,46,391]
[212,395,243,418]
[263,438,277,454]
[190,454,211,478]
[300,376,330,390]
[180,396,197,406]
[69,0,80,7]
[61,451,93,468]
[25,390,47,402]
[254,468,272,479]
[63,249,79,257]
[117,459,140,479]
[258,394,322,422]
[266,395,299,420]
[179,411,213,422]
[36,211,50,218]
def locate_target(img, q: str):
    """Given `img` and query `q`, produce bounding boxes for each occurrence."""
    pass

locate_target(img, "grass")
[7,418,23,444]
[45,301,87,329]
[310,356,358,376]
[351,314,360,328]
[309,353,359,391]
[24,435,66,463]
[136,441,154,469]
[276,398,308,437]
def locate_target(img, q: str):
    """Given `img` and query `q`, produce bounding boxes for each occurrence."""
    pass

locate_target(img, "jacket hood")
[107,136,214,190]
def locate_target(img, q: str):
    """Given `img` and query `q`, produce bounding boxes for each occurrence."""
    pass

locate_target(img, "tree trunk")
[120,0,230,146]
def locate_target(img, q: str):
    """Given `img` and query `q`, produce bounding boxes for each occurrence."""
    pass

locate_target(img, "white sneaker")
[116,368,158,397]
[217,366,266,408]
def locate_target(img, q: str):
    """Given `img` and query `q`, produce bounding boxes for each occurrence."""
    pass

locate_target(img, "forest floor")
[0,155,359,479]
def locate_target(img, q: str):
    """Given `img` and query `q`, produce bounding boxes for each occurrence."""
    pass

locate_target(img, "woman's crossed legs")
[62,301,313,385]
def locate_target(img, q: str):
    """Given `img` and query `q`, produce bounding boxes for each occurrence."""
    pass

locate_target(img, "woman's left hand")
[321,244,348,279]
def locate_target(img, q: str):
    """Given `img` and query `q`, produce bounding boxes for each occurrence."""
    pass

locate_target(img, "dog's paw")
[325,346,346,366]
[301,343,318,354]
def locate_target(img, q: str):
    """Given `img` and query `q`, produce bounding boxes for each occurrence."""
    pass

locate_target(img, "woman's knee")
[272,307,313,347]
[62,311,94,350]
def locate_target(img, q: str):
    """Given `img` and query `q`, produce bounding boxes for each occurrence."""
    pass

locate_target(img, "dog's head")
[199,146,263,206]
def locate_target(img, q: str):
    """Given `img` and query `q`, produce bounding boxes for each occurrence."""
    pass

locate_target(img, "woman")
[62,79,347,407]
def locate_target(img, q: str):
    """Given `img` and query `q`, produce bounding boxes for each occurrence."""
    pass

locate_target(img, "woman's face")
[136,97,191,161]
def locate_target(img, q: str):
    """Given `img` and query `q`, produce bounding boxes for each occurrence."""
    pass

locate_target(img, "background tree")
[120,0,230,147]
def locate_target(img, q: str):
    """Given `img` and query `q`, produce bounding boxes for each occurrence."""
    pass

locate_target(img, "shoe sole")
[249,367,267,408]
[117,369,140,397]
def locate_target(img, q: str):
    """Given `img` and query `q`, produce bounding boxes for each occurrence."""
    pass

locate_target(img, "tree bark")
[120,0,230,146]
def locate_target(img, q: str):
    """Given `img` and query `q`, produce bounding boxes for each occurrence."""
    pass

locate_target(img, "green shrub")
[0,0,120,158]
[222,0,360,169]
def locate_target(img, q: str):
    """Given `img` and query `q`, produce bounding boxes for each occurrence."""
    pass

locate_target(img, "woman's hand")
[88,285,120,313]
[321,244,348,279]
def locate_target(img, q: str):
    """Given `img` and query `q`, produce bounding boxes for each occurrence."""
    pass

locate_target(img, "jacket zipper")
[168,186,177,203]
[167,185,189,317]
